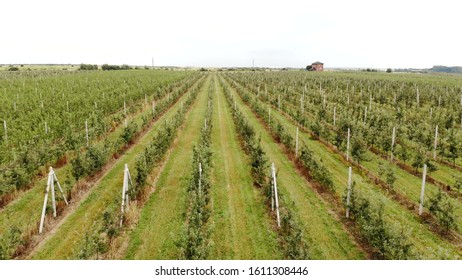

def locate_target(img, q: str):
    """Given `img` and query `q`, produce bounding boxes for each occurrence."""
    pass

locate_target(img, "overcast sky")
[1,0,461,69]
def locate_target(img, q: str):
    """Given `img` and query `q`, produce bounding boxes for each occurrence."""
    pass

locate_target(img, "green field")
[1,70,462,260]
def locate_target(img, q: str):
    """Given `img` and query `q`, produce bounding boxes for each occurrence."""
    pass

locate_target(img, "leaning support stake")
[120,164,133,227]
[419,164,427,216]
[39,167,68,234]
[346,166,352,218]
[271,163,281,227]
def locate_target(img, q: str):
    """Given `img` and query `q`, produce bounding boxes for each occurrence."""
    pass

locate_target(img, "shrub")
[343,183,413,259]
[299,145,334,191]
[453,176,462,191]
[429,190,457,233]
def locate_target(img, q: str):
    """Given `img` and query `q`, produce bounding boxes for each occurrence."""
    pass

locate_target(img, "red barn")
[311,61,324,71]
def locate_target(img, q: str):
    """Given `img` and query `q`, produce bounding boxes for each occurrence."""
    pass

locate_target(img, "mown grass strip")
[209,74,280,259]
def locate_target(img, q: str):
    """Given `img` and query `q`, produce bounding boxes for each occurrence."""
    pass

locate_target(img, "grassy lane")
[222,76,365,259]
[245,87,462,259]
[29,79,203,259]
[123,76,210,259]
[209,75,281,259]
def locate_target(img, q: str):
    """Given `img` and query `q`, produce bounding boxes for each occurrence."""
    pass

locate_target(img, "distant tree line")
[79,64,98,70]
[102,64,132,71]
[7,65,19,71]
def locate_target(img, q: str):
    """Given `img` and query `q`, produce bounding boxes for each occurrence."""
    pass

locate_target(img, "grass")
[223,75,366,260]
[29,79,201,259]
[208,74,281,259]
[123,76,210,259]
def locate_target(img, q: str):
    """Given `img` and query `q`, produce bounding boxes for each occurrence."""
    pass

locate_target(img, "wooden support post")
[50,168,56,218]
[278,95,281,110]
[39,173,52,234]
[120,164,132,227]
[39,167,67,234]
[438,95,441,107]
[268,107,271,124]
[346,128,350,161]
[198,162,202,197]
[67,101,69,111]
[394,93,397,104]
[124,100,126,114]
[369,94,372,110]
[152,100,156,114]
[45,122,48,134]
[295,127,299,158]
[346,166,352,218]
[430,107,433,119]
[53,170,68,206]
[364,106,367,124]
[433,125,438,160]
[391,126,396,161]
[271,163,281,227]
[419,164,427,216]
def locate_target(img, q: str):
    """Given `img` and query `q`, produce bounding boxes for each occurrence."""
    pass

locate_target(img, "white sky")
[1,0,461,68]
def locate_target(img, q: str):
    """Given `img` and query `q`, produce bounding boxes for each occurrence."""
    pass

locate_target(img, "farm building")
[306,61,324,71]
